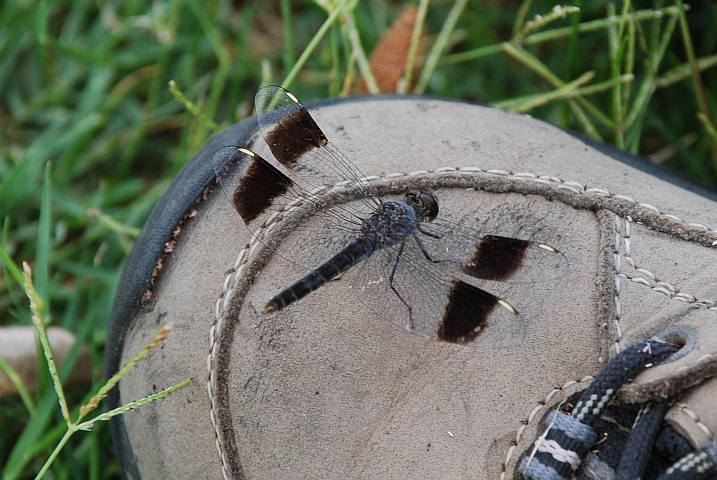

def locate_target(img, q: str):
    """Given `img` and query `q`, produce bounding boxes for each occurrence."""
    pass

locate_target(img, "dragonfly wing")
[213,146,366,271]
[418,219,569,283]
[255,85,380,208]
[349,236,525,347]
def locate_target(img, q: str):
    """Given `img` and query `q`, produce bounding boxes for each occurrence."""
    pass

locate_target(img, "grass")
[1,0,716,478]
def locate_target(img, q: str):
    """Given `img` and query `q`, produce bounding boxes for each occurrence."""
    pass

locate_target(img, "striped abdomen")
[262,236,376,314]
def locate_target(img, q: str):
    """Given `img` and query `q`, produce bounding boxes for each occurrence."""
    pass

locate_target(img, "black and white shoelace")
[519,339,717,480]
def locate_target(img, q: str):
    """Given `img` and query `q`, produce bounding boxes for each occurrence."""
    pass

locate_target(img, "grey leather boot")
[106,91,717,479]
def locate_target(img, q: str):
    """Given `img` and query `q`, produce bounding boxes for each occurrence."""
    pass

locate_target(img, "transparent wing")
[213,146,369,270]
[348,236,525,347]
[255,85,380,210]
[416,218,569,283]
[214,86,565,346]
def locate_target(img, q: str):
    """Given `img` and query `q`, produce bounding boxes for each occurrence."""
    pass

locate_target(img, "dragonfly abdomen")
[262,236,377,314]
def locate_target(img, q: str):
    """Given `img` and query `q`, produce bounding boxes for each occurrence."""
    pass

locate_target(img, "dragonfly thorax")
[360,201,418,247]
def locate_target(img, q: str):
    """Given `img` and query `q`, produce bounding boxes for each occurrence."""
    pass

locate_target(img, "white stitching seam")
[612,215,717,354]
[205,166,717,479]
[676,403,716,442]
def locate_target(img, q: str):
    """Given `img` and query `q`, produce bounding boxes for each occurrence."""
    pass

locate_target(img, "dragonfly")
[212,86,569,346]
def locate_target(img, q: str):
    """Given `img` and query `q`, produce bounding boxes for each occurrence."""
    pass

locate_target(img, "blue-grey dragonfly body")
[263,190,437,320]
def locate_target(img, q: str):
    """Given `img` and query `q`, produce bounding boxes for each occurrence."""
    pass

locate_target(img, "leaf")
[359,6,424,93]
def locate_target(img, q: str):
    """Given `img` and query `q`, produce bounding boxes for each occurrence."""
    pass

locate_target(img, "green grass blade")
[656,54,717,88]
[523,6,680,46]
[168,80,220,133]
[493,72,634,113]
[342,8,378,93]
[400,0,429,93]
[512,0,534,39]
[0,232,24,289]
[34,162,52,314]
[185,0,230,150]
[328,22,341,96]
[281,0,295,74]
[283,0,353,90]
[501,42,605,138]
[441,6,681,67]
[415,0,468,94]
[3,389,64,480]
[0,356,36,415]
[674,0,717,165]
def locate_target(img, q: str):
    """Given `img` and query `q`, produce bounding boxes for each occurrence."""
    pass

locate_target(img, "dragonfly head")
[405,190,439,223]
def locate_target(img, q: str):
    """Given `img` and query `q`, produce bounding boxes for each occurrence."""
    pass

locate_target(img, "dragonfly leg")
[417,224,441,239]
[413,233,434,262]
[388,242,415,331]
[415,229,461,267]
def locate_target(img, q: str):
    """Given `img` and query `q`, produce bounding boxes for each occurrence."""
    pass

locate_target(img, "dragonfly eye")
[405,190,439,222]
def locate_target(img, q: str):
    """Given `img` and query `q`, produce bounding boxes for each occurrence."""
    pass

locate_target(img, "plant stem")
[512,0,534,39]
[493,73,635,113]
[281,0,295,74]
[442,5,681,67]
[24,262,70,422]
[416,0,468,94]
[283,0,352,90]
[35,428,73,480]
[502,42,607,137]
[675,0,717,165]
[401,0,429,93]
[343,9,378,93]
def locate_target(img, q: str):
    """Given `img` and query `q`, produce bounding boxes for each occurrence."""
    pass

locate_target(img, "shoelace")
[657,438,717,480]
[517,339,717,480]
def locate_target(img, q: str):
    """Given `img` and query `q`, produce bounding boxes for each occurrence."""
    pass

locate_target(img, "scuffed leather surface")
[109,95,717,479]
